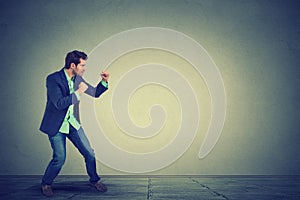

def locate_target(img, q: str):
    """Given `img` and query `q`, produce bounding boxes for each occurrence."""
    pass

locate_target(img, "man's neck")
[64,68,74,79]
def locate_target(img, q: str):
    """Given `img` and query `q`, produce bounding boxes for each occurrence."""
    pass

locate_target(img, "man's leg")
[41,132,67,196]
[68,126,107,192]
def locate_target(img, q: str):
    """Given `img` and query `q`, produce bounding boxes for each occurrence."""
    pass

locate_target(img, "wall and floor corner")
[0,0,299,176]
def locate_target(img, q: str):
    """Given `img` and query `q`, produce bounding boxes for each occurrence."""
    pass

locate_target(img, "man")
[39,50,109,197]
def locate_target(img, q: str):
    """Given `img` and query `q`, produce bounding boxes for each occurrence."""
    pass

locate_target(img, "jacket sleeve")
[47,74,79,110]
[76,76,108,98]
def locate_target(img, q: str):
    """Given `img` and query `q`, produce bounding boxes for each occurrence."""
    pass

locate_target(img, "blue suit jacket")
[40,69,108,136]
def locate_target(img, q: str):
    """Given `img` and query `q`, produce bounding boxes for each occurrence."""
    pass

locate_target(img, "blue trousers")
[42,126,100,185]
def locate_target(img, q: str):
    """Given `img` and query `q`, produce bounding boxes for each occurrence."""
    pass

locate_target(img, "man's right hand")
[77,82,88,94]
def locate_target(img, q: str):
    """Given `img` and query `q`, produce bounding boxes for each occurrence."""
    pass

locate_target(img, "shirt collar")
[64,69,74,82]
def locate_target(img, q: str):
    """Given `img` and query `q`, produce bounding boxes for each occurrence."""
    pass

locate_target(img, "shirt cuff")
[101,80,108,88]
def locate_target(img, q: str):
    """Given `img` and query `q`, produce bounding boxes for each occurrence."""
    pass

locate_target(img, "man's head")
[64,50,87,76]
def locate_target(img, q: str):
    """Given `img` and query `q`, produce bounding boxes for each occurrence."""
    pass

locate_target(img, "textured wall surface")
[0,0,299,175]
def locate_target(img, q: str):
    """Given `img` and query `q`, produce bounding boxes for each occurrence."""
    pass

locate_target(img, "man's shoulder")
[46,69,64,80]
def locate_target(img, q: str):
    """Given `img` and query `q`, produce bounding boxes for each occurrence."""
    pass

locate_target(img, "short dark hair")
[64,50,88,69]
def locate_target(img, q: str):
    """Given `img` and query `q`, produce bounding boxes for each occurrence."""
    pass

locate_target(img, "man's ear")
[70,63,76,69]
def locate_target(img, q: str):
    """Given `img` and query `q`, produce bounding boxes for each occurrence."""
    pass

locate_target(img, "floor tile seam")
[147,177,153,199]
[190,178,229,200]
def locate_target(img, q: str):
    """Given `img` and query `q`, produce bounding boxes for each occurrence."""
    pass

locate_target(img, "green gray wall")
[0,0,299,175]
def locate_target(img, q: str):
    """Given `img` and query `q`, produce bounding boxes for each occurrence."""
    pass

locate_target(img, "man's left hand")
[101,71,109,82]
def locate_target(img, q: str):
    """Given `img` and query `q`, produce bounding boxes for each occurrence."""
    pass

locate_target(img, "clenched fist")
[77,82,88,94]
[101,71,109,82]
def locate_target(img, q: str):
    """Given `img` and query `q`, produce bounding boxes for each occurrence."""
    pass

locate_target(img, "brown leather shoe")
[41,185,54,197]
[91,181,107,192]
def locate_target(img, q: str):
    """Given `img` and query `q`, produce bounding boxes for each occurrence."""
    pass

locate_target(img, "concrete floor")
[0,175,299,199]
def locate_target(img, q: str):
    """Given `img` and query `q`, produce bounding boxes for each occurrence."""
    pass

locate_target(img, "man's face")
[71,58,86,76]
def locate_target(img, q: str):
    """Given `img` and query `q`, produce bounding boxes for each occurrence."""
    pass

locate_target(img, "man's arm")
[75,71,109,98]
[81,79,108,98]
